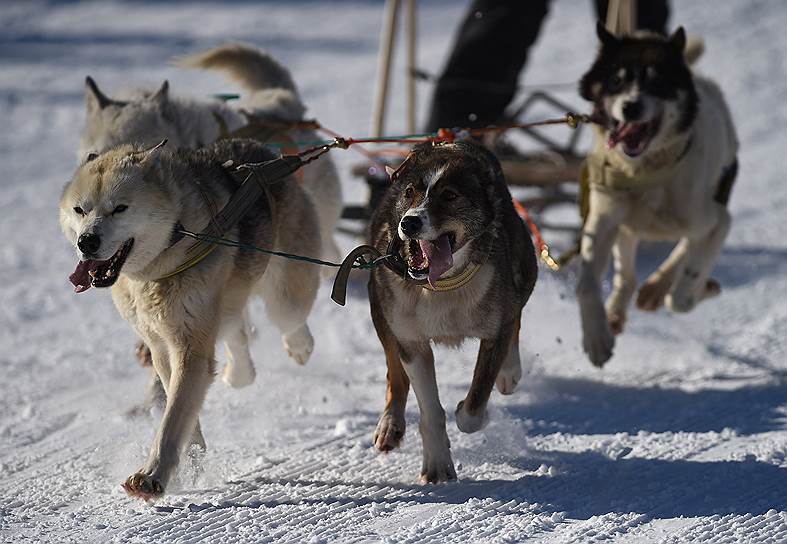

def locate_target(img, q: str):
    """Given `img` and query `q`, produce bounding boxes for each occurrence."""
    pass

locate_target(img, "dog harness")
[583,134,693,194]
[154,155,301,281]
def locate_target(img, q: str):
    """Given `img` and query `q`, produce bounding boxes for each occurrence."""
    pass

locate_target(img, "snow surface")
[2,1,787,542]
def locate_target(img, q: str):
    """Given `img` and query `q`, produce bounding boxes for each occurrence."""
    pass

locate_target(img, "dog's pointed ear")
[129,139,168,167]
[85,76,112,112]
[385,165,396,179]
[596,21,619,48]
[669,26,687,53]
[151,80,169,104]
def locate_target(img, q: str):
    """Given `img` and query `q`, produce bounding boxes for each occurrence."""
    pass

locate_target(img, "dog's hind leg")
[667,207,731,313]
[221,308,256,388]
[606,228,639,335]
[370,297,409,452]
[259,258,318,365]
[457,318,518,433]
[399,341,456,484]
[495,316,522,395]
[637,238,689,311]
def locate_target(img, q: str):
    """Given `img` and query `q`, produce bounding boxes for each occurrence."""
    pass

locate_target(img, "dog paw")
[607,311,626,336]
[665,292,695,313]
[135,341,153,367]
[704,278,721,298]
[122,472,164,501]
[637,278,669,311]
[222,361,256,388]
[583,325,615,367]
[283,326,314,366]
[495,360,522,396]
[420,449,457,484]
[455,400,488,433]
[373,412,405,452]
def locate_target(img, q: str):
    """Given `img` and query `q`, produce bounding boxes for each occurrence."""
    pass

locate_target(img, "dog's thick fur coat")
[60,139,320,499]
[368,142,537,483]
[577,25,738,366]
[80,43,342,263]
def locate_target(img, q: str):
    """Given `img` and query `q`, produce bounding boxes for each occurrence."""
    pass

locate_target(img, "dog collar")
[385,237,482,292]
[423,262,481,291]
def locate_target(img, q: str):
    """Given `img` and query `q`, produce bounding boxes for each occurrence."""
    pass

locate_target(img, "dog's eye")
[441,189,458,201]
[608,74,623,91]
[112,204,128,215]
[73,206,85,216]
[404,185,415,200]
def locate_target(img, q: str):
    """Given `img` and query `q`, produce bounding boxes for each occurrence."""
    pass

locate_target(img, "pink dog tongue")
[418,234,453,288]
[69,260,95,293]
[608,122,643,148]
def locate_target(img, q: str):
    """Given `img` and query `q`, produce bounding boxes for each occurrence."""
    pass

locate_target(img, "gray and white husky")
[80,43,342,263]
[576,24,738,366]
[60,139,320,499]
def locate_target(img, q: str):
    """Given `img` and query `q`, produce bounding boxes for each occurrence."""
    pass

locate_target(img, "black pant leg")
[425,0,550,131]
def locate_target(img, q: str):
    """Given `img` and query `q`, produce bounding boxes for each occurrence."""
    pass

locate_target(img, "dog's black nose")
[78,233,101,255]
[622,100,643,121]
[400,216,423,237]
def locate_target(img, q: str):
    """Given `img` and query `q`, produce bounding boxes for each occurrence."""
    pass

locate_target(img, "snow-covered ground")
[2,1,787,542]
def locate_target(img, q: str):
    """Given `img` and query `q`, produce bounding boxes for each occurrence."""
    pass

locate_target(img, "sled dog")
[80,43,342,263]
[577,24,738,366]
[60,139,320,499]
[367,141,537,482]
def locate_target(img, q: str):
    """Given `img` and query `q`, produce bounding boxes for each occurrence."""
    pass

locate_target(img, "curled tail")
[178,43,298,93]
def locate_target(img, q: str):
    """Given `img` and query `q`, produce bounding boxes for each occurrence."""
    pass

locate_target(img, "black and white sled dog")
[368,142,537,483]
[577,23,738,366]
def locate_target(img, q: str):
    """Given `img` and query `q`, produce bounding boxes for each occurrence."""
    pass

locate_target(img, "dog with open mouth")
[59,138,320,499]
[576,23,738,367]
[367,141,538,483]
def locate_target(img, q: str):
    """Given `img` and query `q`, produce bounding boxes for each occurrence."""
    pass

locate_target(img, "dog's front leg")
[370,301,409,452]
[399,341,456,484]
[578,190,628,366]
[606,228,639,335]
[667,206,731,312]
[123,341,215,500]
[457,318,518,432]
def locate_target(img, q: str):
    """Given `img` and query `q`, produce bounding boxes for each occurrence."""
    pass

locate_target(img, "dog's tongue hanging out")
[69,260,100,293]
[419,234,453,288]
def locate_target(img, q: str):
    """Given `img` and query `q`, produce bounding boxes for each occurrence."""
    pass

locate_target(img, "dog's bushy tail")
[178,43,298,93]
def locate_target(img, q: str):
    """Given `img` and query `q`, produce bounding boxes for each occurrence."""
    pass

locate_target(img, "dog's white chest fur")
[385,264,500,344]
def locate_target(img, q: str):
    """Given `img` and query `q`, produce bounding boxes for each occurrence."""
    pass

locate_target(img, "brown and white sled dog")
[59,139,320,499]
[368,141,537,483]
[80,43,342,263]
[576,24,738,367]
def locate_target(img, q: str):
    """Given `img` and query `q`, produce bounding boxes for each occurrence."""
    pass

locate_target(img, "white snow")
[1,1,787,542]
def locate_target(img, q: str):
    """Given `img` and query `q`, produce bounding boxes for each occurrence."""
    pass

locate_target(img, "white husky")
[60,139,320,499]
